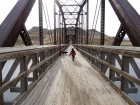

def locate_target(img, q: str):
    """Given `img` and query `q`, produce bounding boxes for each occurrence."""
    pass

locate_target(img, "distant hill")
[28,26,51,35]
[28,27,101,35]
[88,29,100,35]
[15,27,132,46]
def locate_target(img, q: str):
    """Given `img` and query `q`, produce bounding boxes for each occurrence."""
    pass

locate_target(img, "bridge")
[0,0,140,105]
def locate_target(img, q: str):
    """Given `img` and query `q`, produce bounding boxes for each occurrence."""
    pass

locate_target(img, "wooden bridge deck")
[21,46,129,105]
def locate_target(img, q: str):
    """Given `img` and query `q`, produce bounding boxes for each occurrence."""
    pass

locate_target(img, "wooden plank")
[0,45,68,62]
[80,52,129,105]
[121,91,137,105]
[15,57,59,105]
[79,48,140,86]
[20,45,130,105]
[0,72,26,95]
[24,56,28,91]
[0,45,59,54]
[3,58,20,84]
[0,63,4,105]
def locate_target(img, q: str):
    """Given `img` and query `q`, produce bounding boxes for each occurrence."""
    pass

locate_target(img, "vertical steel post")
[86,0,89,44]
[38,0,44,45]
[81,10,84,44]
[59,11,61,45]
[54,1,57,44]
[62,19,64,44]
[78,22,80,44]
[100,0,105,45]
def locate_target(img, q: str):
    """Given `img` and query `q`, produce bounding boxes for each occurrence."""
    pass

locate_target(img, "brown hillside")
[15,27,132,46]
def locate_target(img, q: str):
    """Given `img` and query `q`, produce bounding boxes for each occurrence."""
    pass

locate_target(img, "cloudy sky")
[0,0,139,37]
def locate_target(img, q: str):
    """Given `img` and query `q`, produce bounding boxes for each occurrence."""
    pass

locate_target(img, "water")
[104,57,140,104]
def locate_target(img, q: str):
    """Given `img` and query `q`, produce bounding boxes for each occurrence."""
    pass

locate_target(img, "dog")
[63,51,68,55]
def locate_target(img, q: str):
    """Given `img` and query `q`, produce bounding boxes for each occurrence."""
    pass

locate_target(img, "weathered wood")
[0,72,26,95]
[24,56,28,91]
[81,49,136,105]
[14,55,59,105]
[20,46,129,105]
[78,48,140,86]
[128,57,140,79]
[121,56,129,94]
[109,53,115,81]
[20,57,27,93]
[0,45,67,62]
[0,45,59,54]
[4,101,14,105]
[0,45,68,105]
[0,63,4,105]
[124,87,138,93]
[3,58,20,84]
[10,87,22,92]
[121,91,137,105]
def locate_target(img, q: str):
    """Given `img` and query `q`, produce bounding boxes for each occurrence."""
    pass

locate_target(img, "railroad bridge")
[0,0,140,105]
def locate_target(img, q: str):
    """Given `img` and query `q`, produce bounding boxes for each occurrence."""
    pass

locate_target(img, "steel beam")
[76,0,87,26]
[61,5,81,6]
[100,0,105,45]
[86,0,89,44]
[38,0,44,45]
[109,0,140,46]
[20,25,33,46]
[0,0,36,47]
[112,25,126,46]
[54,3,57,44]
[55,0,67,44]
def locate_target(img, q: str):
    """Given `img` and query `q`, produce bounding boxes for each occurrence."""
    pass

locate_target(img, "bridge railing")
[0,44,68,105]
[74,44,140,105]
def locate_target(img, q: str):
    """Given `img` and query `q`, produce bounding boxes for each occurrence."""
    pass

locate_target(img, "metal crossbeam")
[0,0,36,47]
[20,25,33,46]
[112,25,126,46]
[109,0,140,46]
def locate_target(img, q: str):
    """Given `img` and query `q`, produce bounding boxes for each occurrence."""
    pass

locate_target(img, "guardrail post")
[35,53,39,79]
[24,56,28,91]
[109,53,115,82]
[20,57,28,93]
[0,63,4,105]
[100,51,103,72]
[43,50,46,71]
[121,56,129,94]
[89,49,92,62]
[39,51,44,75]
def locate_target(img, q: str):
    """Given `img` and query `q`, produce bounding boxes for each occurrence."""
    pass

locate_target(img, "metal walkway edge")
[21,46,129,105]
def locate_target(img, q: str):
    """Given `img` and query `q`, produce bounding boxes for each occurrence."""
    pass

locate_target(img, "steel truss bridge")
[0,0,140,105]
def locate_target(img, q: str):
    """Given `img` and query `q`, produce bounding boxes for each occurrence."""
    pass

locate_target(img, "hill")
[15,27,132,46]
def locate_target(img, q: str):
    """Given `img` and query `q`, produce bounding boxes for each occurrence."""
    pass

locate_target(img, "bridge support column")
[121,56,129,94]
[109,53,115,82]
[100,0,105,45]
[86,0,89,44]
[38,0,44,45]
[54,2,57,45]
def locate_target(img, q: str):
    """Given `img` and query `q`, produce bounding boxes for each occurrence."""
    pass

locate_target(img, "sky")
[0,0,140,37]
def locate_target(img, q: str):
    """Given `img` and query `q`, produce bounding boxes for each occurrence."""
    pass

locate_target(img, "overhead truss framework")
[54,0,88,44]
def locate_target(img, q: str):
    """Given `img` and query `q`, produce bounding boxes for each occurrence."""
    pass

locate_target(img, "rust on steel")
[112,25,126,46]
[0,0,36,47]
[109,0,140,46]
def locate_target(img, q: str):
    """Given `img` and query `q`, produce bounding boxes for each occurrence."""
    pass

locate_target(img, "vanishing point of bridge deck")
[21,46,129,105]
